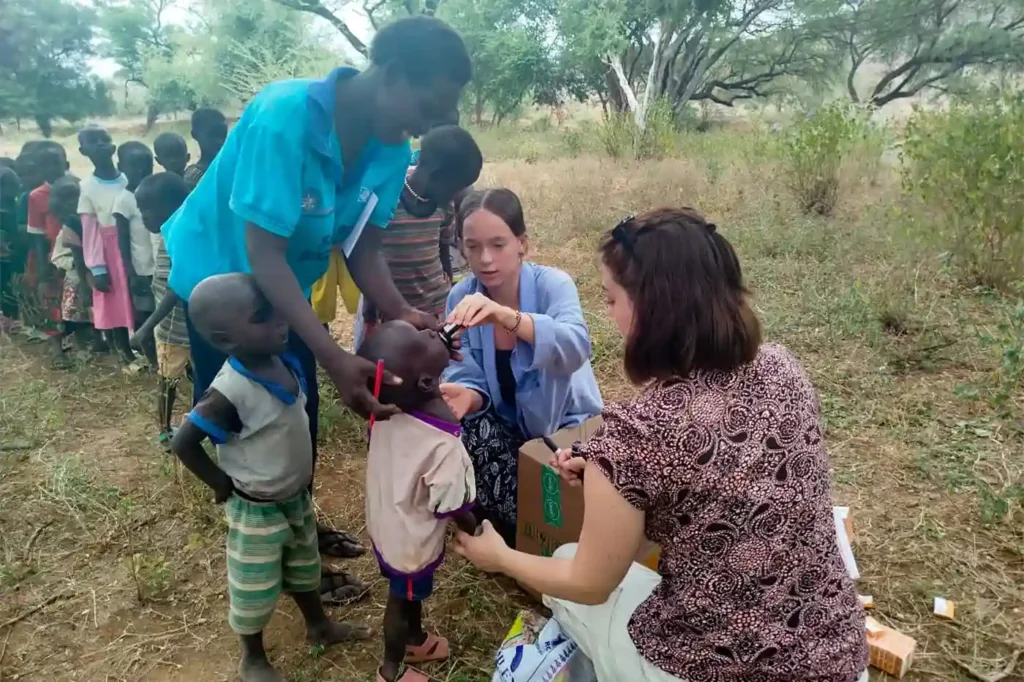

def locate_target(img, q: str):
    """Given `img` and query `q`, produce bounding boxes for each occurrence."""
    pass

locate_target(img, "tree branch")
[273,0,368,55]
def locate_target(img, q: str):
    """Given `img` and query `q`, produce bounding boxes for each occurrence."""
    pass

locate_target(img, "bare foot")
[307,620,372,647]
[239,657,285,682]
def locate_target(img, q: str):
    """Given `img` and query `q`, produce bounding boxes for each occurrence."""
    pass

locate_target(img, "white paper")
[833,506,860,580]
[340,192,379,257]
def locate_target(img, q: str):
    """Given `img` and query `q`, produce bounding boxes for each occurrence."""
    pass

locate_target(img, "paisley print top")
[575,344,867,682]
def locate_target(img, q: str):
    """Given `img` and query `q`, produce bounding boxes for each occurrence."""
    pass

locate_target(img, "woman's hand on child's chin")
[453,520,508,573]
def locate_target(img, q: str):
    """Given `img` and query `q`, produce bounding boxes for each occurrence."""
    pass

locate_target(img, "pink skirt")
[91,226,134,330]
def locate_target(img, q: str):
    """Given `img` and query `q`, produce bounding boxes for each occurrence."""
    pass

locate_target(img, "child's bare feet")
[238,656,285,682]
[307,620,372,647]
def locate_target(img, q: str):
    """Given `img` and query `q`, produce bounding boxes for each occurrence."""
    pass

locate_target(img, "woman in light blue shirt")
[442,188,603,544]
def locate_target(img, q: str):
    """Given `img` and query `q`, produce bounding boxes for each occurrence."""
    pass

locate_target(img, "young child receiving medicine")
[357,320,478,682]
[171,273,369,682]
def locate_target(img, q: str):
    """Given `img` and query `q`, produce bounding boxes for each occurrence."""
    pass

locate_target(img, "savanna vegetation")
[1,0,1023,680]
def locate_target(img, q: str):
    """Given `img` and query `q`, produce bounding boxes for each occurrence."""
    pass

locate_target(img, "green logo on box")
[541,466,562,527]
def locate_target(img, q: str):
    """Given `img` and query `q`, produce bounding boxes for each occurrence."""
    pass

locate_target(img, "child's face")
[120,151,153,187]
[50,188,79,224]
[0,172,21,203]
[38,155,65,185]
[136,192,175,234]
[221,287,290,357]
[195,122,227,158]
[14,155,41,191]
[79,129,116,164]
[155,149,188,176]
[376,320,451,391]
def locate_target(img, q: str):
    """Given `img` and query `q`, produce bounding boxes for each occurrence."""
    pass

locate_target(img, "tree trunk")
[145,103,160,131]
[474,90,484,126]
[34,115,53,139]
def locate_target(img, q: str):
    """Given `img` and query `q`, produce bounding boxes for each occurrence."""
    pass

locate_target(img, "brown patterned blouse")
[575,344,867,682]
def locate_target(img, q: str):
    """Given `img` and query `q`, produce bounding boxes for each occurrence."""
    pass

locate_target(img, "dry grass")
[1,120,1022,681]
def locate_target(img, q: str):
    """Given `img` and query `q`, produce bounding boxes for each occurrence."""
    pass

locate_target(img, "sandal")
[156,430,174,452]
[317,523,366,558]
[405,634,449,664]
[377,667,429,682]
[319,569,368,606]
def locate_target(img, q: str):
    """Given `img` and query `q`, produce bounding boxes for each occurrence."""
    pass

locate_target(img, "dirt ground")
[1,120,1022,681]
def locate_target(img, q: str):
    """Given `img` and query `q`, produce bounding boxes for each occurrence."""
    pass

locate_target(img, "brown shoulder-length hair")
[600,207,761,384]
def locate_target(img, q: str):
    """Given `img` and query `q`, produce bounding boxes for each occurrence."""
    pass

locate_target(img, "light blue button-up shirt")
[163,68,411,299]
[443,262,603,440]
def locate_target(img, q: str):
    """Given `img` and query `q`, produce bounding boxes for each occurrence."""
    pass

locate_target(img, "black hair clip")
[612,214,637,253]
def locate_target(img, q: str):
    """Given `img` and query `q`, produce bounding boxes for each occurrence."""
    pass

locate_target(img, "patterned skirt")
[461,409,526,544]
[61,272,91,324]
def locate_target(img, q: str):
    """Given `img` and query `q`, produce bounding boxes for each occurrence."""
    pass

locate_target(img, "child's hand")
[130,275,151,298]
[212,475,234,504]
[93,273,111,293]
[453,520,509,573]
[129,327,151,352]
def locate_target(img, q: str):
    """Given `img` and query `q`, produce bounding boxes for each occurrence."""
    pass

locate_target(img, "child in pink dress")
[78,126,134,364]
[358,321,478,682]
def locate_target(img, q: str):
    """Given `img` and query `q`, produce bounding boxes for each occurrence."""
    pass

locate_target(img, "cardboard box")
[865,616,916,679]
[516,416,661,600]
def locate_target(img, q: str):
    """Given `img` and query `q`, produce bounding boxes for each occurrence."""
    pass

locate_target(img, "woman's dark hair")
[601,207,761,385]
[370,16,471,87]
[455,188,527,240]
[418,125,482,190]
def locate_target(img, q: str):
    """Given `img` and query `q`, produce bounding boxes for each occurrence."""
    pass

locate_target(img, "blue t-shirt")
[163,68,411,299]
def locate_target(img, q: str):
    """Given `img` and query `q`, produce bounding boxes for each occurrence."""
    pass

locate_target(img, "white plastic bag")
[492,611,597,682]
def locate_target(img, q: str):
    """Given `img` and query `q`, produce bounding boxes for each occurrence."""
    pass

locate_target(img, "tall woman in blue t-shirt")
[162,17,471,575]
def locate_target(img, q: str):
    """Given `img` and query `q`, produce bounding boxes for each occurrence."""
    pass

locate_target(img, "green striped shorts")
[225,489,321,635]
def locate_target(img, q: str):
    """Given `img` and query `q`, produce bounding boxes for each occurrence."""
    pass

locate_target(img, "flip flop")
[319,569,368,606]
[405,634,449,664]
[377,667,429,682]
[317,524,366,558]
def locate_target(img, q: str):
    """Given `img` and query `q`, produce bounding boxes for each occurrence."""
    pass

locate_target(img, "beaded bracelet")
[505,309,523,334]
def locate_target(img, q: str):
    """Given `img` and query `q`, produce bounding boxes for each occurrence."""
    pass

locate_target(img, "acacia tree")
[558,0,830,129]
[0,0,111,136]
[818,0,1024,107]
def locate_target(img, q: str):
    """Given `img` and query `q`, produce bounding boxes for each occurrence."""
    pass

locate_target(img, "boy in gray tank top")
[171,273,369,682]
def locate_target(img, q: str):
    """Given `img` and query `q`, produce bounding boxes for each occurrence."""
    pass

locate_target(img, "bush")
[562,128,584,157]
[782,102,872,216]
[901,92,1024,288]
[596,99,676,161]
